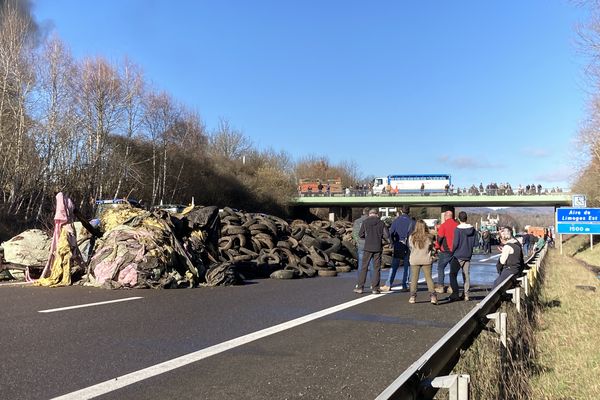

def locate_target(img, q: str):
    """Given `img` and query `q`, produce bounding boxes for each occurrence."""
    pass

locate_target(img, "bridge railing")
[298,188,569,197]
[376,246,547,400]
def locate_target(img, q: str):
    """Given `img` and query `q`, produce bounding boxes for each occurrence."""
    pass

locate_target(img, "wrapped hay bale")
[88,207,202,289]
[2,229,51,267]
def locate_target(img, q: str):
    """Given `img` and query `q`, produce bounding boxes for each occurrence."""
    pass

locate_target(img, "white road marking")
[50,293,383,399]
[38,297,143,313]
[0,281,33,287]
[479,254,501,263]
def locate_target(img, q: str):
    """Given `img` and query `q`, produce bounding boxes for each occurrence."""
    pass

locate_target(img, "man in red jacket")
[434,210,458,293]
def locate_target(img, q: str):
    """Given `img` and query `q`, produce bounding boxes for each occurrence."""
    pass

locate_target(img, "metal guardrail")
[377,246,547,400]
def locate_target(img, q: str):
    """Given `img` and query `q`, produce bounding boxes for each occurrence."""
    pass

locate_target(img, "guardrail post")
[506,287,521,313]
[430,374,471,400]
[527,268,534,287]
[516,276,528,297]
[486,312,507,347]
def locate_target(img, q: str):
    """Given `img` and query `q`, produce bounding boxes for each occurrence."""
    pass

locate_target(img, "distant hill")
[457,207,554,231]
[460,206,554,215]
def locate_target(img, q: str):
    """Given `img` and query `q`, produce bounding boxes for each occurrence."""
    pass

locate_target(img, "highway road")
[0,252,501,400]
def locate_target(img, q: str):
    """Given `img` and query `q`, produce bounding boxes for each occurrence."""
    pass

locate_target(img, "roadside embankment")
[435,240,599,400]
[530,238,599,399]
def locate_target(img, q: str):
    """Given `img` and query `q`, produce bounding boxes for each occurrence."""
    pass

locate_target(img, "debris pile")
[0,200,359,288]
[86,205,220,289]
[211,208,357,284]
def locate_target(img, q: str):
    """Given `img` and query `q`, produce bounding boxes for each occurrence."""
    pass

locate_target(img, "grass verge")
[435,244,599,400]
[529,247,600,399]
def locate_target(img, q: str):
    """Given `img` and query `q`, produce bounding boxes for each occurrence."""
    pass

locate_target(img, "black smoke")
[0,0,42,42]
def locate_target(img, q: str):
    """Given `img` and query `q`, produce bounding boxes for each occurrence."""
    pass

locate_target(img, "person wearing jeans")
[382,247,408,292]
[448,211,476,302]
[434,210,458,293]
[380,205,414,292]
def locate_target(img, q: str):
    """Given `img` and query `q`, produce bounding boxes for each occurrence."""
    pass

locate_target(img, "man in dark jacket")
[355,209,389,294]
[448,211,476,301]
[352,207,373,282]
[380,205,414,292]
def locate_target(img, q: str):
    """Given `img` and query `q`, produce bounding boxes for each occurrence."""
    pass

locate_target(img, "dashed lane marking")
[38,297,144,313]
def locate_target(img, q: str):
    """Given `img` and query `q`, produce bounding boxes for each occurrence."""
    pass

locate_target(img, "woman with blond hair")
[408,219,437,304]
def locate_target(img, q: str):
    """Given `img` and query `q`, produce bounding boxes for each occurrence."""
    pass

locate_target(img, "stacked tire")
[214,208,357,281]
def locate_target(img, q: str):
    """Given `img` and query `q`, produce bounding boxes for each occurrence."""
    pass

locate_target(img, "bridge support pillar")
[329,206,352,221]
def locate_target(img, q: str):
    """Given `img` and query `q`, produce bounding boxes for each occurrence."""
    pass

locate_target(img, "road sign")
[556,223,600,234]
[572,194,587,208]
[556,208,600,223]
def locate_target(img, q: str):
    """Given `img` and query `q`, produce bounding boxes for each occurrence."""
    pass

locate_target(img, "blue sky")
[34,1,588,189]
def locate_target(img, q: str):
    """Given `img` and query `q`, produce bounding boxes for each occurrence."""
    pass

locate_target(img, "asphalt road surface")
[0,251,501,400]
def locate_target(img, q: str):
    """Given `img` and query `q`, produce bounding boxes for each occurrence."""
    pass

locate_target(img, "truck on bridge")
[298,178,343,195]
[372,174,451,195]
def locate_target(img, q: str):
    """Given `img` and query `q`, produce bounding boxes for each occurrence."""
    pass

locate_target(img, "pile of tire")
[215,207,357,281]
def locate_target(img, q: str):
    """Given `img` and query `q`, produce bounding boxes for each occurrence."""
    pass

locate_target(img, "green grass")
[561,234,600,269]
[530,247,600,400]
[435,242,599,400]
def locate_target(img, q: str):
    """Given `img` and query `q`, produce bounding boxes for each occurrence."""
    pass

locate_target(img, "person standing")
[420,182,425,195]
[380,205,414,292]
[434,210,458,294]
[533,234,546,252]
[448,211,477,302]
[408,220,437,305]
[354,209,389,294]
[522,231,531,256]
[352,207,374,282]
[493,228,525,288]
[482,229,491,254]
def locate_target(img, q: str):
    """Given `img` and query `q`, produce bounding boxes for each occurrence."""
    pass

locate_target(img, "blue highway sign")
[556,208,600,223]
[556,223,600,235]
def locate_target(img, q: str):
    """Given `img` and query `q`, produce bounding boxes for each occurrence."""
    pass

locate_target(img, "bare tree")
[575,2,600,205]
[208,118,252,161]
[164,109,207,202]
[31,34,78,218]
[0,0,37,211]
[142,90,180,205]
[113,58,145,199]
[76,56,124,201]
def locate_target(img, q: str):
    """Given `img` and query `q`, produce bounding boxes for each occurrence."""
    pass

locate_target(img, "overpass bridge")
[292,193,572,208]
[291,192,573,219]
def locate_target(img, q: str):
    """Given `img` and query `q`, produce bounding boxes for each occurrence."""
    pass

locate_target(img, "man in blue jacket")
[380,205,414,292]
[448,211,476,302]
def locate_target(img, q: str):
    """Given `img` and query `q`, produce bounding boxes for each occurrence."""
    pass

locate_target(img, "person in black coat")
[354,209,389,294]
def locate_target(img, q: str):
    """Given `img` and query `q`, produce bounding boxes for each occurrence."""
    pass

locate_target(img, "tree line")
[574,2,600,206]
[0,1,361,237]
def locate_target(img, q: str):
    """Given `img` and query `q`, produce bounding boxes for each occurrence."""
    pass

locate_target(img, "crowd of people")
[300,182,564,197]
[351,207,537,304]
